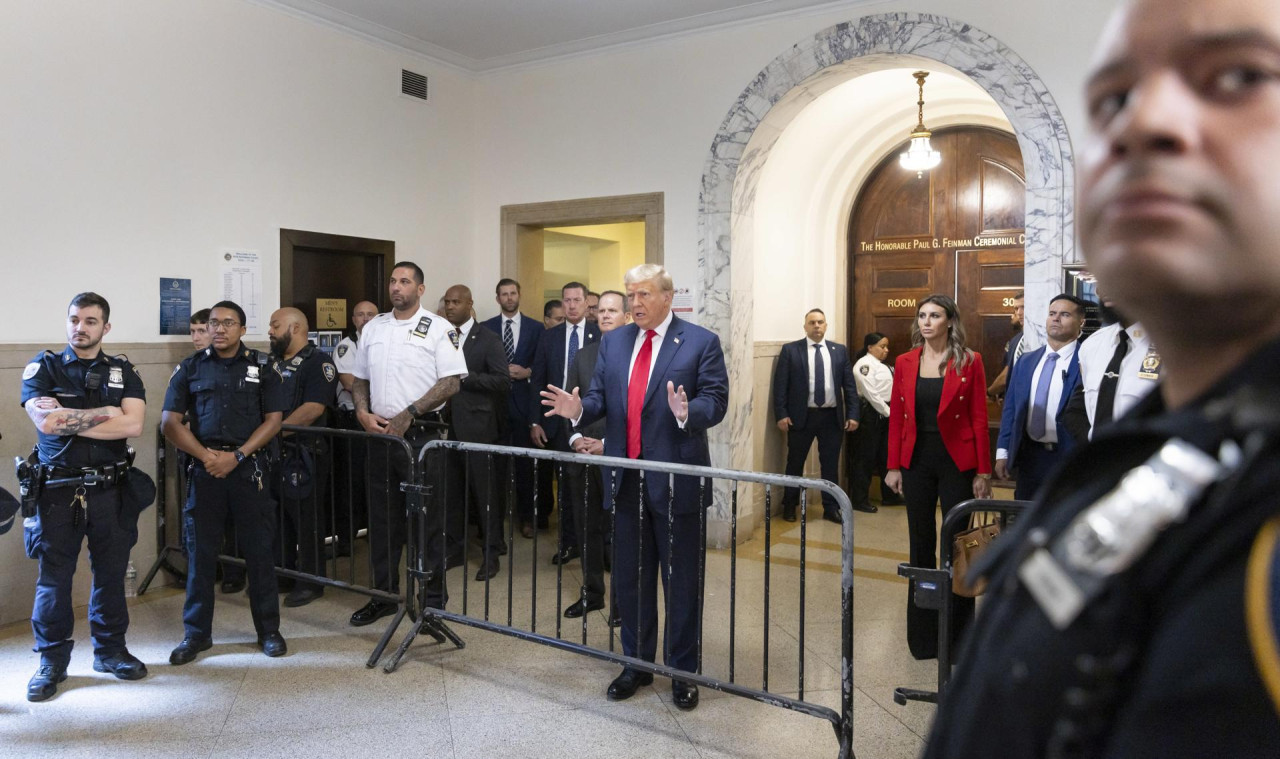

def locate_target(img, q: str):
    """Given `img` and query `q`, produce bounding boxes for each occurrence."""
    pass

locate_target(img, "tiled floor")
[0,490,989,758]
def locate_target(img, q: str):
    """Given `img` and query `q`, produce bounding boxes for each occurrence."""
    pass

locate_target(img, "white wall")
[468,0,1122,320]
[0,0,476,343]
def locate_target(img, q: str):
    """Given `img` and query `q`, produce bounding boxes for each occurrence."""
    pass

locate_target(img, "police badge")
[246,365,260,383]
[413,316,432,338]
[1137,346,1162,380]
[108,366,124,387]
[323,363,336,382]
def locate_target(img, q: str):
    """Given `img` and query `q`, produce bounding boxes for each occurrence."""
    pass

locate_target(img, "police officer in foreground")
[266,307,337,608]
[161,300,287,664]
[349,261,465,627]
[19,292,149,701]
[924,0,1280,755]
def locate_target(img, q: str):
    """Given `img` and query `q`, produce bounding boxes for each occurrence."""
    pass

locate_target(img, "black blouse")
[915,374,945,434]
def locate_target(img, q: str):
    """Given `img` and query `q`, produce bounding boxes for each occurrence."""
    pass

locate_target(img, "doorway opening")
[280,228,395,341]
[500,193,663,321]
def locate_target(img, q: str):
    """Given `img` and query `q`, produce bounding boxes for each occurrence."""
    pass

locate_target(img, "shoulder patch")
[447,329,460,349]
[171,364,181,379]
[323,362,336,382]
[22,362,41,380]
[860,365,870,376]
[337,344,348,358]
[1246,516,1280,719]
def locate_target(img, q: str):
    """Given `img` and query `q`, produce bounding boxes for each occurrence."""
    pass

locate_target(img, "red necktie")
[627,329,658,458]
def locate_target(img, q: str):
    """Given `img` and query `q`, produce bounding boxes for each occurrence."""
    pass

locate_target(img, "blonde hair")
[910,294,975,374]
[623,264,674,292]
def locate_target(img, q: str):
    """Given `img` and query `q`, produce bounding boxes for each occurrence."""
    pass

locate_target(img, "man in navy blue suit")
[529,282,598,561]
[482,278,545,538]
[994,293,1086,500]
[772,309,863,521]
[542,263,728,711]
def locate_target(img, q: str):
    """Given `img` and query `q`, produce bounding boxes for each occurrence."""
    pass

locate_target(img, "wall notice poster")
[671,287,695,315]
[316,298,347,330]
[159,277,192,335]
[219,249,262,332]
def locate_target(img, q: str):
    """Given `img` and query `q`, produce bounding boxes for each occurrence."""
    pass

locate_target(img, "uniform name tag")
[1019,548,1086,630]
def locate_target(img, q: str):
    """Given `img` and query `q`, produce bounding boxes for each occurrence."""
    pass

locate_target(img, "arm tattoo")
[408,376,460,415]
[353,379,371,415]
[51,409,115,436]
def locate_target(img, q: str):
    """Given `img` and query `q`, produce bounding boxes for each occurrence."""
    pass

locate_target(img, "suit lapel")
[940,357,963,411]
[613,323,639,399]
[644,317,686,407]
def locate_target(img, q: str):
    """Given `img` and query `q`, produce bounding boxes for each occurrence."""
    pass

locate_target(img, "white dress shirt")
[456,317,475,342]
[500,313,522,358]
[332,335,358,410]
[805,339,837,408]
[352,307,468,418]
[1077,322,1158,437]
[852,353,892,417]
[995,340,1079,461]
[563,319,588,380]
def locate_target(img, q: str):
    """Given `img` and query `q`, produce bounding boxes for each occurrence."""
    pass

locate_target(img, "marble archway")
[696,13,1073,542]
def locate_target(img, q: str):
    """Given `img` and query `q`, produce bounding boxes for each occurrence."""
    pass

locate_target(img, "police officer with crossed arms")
[19,292,150,701]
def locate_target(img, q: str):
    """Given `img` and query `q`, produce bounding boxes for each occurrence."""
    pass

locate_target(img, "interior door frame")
[279,228,397,313]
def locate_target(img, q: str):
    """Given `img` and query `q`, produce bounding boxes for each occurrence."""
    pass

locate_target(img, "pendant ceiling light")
[899,70,942,177]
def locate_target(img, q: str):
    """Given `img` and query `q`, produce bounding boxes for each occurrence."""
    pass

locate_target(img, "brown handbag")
[951,511,1003,597]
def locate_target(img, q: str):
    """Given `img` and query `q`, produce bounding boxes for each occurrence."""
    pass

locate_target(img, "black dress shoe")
[672,681,699,710]
[284,585,325,608]
[551,546,581,565]
[563,598,605,618]
[258,632,287,658]
[607,611,622,628]
[823,510,845,524]
[169,637,212,666]
[520,523,535,539]
[474,557,500,581]
[851,503,878,514]
[220,577,246,594]
[349,600,397,627]
[93,649,148,680]
[27,663,67,702]
[606,668,654,701]
[782,505,797,522]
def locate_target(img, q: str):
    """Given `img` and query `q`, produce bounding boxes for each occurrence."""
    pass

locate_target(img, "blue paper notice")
[160,278,192,336]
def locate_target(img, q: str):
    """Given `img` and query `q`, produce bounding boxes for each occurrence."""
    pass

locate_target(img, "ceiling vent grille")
[401,69,428,101]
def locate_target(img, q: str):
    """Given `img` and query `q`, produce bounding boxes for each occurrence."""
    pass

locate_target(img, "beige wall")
[0,340,238,627]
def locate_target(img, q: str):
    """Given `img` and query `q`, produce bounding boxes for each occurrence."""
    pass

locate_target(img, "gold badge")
[1137,346,1162,381]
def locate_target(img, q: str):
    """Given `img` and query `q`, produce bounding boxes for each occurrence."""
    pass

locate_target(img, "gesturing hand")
[540,384,583,421]
[666,381,688,424]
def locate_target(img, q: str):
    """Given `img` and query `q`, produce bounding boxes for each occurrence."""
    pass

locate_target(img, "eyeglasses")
[208,319,241,331]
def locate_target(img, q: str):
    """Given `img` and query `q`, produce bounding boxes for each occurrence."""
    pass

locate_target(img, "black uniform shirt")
[925,336,1280,759]
[20,346,146,468]
[272,342,337,421]
[163,345,286,447]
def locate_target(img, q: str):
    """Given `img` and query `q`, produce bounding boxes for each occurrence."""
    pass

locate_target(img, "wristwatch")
[233,450,247,464]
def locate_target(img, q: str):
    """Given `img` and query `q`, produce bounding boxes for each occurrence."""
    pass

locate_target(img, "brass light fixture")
[899,70,942,177]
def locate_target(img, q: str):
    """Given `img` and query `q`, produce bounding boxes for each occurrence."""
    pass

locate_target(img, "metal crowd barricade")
[894,498,1031,706]
[383,439,859,759]
[138,422,432,667]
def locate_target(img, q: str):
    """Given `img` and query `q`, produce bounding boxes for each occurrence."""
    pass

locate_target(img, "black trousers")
[901,432,976,660]
[848,404,892,507]
[27,482,137,665]
[183,463,279,639]
[366,430,446,607]
[332,408,368,551]
[562,461,606,604]
[278,442,331,591]
[552,427,579,549]
[783,407,844,514]
[444,448,505,560]
[613,470,702,673]
[500,421,539,528]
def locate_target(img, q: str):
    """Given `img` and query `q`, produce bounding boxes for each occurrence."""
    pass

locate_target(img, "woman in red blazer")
[884,294,992,660]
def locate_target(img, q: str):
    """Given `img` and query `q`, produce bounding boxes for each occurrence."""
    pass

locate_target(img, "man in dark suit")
[562,290,629,620]
[530,281,598,563]
[444,285,511,581]
[994,294,1086,500]
[542,264,729,712]
[773,309,863,520]
[481,278,545,539]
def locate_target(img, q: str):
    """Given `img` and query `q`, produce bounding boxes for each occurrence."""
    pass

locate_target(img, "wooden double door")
[847,126,1025,419]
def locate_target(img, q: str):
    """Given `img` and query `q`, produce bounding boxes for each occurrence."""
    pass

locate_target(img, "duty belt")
[41,460,131,488]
